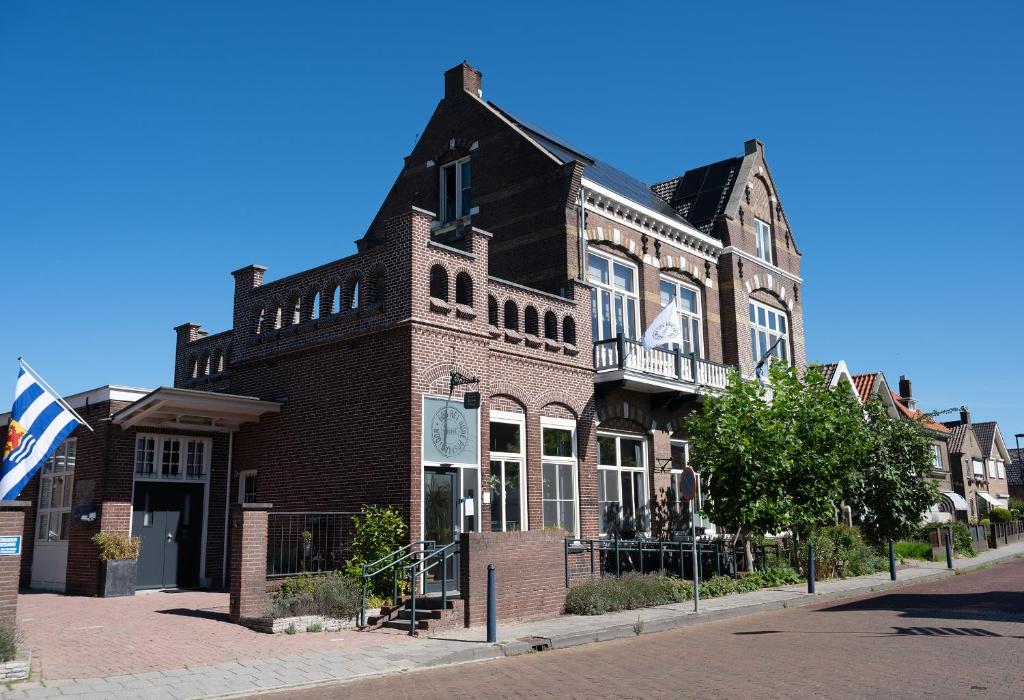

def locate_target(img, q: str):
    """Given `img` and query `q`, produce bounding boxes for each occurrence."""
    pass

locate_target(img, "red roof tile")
[889,390,950,433]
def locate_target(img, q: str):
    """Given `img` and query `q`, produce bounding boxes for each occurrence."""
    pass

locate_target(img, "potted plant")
[300,529,313,558]
[92,531,141,597]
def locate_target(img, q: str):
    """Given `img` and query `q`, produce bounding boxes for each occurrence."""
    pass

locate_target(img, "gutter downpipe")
[221,431,234,589]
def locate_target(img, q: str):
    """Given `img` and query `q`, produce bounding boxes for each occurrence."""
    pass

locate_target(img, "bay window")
[597,433,648,536]
[749,300,790,367]
[541,418,578,536]
[589,251,639,342]
[659,277,703,357]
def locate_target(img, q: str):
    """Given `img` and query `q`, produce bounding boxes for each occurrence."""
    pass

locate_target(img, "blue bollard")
[889,540,897,581]
[807,543,815,594]
[486,563,496,644]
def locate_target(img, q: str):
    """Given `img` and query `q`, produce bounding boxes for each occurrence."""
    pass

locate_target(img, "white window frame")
[659,276,704,357]
[754,218,773,264]
[540,416,579,537]
[237,470,257,504]
[997,460,1005,479]
[439,156,472,223]
[749,300,790,367]
[36,439,76,543]
[596,431,649,537]
[134,434,212,483]
[931,444,944,472]
[588,250,640,342]
[973,459,985,478]
[488,410,527,532]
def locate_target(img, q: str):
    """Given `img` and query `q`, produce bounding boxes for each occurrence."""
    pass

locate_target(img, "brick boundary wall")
[0,502,29,628]
[459,530,567,628]
[229,503,271,624]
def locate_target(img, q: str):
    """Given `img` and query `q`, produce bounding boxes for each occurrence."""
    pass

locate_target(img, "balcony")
[593,335,734,395]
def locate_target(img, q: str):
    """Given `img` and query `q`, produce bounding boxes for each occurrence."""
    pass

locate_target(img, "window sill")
[563,343,579,356]
[455,304,476,320]
[429,298,451,314]
[487,324,501,339]
[503,329,523,343]
[362,303,384,317]
[544,338,563,352]
[524,334,542,349]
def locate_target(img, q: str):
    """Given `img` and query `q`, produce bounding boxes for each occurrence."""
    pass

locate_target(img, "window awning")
[940,491,969,511]
[977,492,1007,509]
[111,387,281,433]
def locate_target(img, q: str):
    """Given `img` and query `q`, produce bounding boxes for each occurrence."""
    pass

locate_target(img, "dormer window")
[754,218,772,264]
[440,157,472,222]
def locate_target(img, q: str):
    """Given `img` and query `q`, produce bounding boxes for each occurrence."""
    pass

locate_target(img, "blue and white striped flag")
[2,365,82,501]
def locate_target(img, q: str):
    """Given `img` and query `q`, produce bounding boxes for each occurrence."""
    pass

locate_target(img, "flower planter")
[100,559,137,597]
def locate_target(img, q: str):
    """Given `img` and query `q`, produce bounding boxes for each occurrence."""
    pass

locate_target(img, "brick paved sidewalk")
[7,542,1023,699]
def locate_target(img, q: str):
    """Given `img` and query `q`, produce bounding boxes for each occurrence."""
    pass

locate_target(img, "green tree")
[844,399,940,543]
[686,364,869,568]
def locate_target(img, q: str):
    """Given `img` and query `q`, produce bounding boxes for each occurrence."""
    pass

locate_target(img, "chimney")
[898,375,917,410]
[960,406,971,425]
[444,62,483,101]
[744,139,764,156]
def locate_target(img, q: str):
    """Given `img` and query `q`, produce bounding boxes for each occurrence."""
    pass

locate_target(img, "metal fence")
[266,511,359,578]
[565,536,792,587]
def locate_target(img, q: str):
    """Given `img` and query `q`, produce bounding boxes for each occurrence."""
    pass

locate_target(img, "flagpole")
[16,358,94,432]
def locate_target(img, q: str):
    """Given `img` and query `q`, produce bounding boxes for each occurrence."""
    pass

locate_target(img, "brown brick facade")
[229,503,271,623]
[0,503,28,626]
[459,530,567,627]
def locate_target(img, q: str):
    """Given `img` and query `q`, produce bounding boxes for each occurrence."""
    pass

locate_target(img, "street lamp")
[1015,433,1024,466]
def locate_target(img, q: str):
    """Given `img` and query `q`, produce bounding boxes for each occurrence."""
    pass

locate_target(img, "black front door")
[423,468,459,592]
[132,482,205,589]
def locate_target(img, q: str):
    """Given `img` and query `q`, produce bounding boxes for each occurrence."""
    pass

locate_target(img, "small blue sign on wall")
[0,536,22,556]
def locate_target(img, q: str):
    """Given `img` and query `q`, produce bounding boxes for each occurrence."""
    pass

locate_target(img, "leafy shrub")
[268,572,361,621]
[1008,497,1024,520]
[919,522,974,557]
[0,622,21,663]
[92,531,141,561]
[755,566,803,587]
[565,574,688,615]
[344,506,408,596]
[894,541,931,561]
[989,508,1012,524]
[800,526,885,579]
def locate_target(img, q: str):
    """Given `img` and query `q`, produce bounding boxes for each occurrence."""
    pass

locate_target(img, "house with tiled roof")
[891,376,963,523]
[850,372,900,417]
[1008,447,1024,501]
[943,408,1010,520]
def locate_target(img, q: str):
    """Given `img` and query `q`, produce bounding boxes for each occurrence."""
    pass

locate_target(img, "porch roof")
[940,490,969,511]
[111,387,281,433]
[977,491,1007,509]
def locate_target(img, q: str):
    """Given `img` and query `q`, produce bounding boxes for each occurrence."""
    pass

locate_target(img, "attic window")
[440,157,472,223]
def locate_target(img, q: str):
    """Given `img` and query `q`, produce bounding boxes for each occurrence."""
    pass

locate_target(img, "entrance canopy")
[977,491,1007,509]
[112,387,281,432]
[940,491,969,512]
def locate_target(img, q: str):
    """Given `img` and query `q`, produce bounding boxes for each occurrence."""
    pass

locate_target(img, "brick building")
[10,62,809,595]
[943,410,1013,519]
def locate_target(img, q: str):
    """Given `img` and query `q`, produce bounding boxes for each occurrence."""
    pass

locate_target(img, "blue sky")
[2,1,1022,439]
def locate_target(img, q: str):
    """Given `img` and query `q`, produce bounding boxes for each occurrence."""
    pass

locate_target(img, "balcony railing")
[593,335,733,392]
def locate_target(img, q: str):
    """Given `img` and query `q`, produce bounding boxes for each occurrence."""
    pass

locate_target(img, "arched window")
[202,353,212,376]
[430,265,449,300]
[308,290,321,320]
[344,276,360,310]
[287,293,301,326]
[544,311,558,341]
[488,296,499,326]
[504,301,519,330]
[524,306,539,336]
[273,302,283,330]
[563,316,577,345]
[332,284,341,314]
[455,272,473,306]
[213,349,225,374]
[367,268,386,307]
[254,307,266,335]
[189,356,198,379]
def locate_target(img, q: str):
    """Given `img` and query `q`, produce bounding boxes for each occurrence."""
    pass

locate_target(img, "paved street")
[274,558,1024,699]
